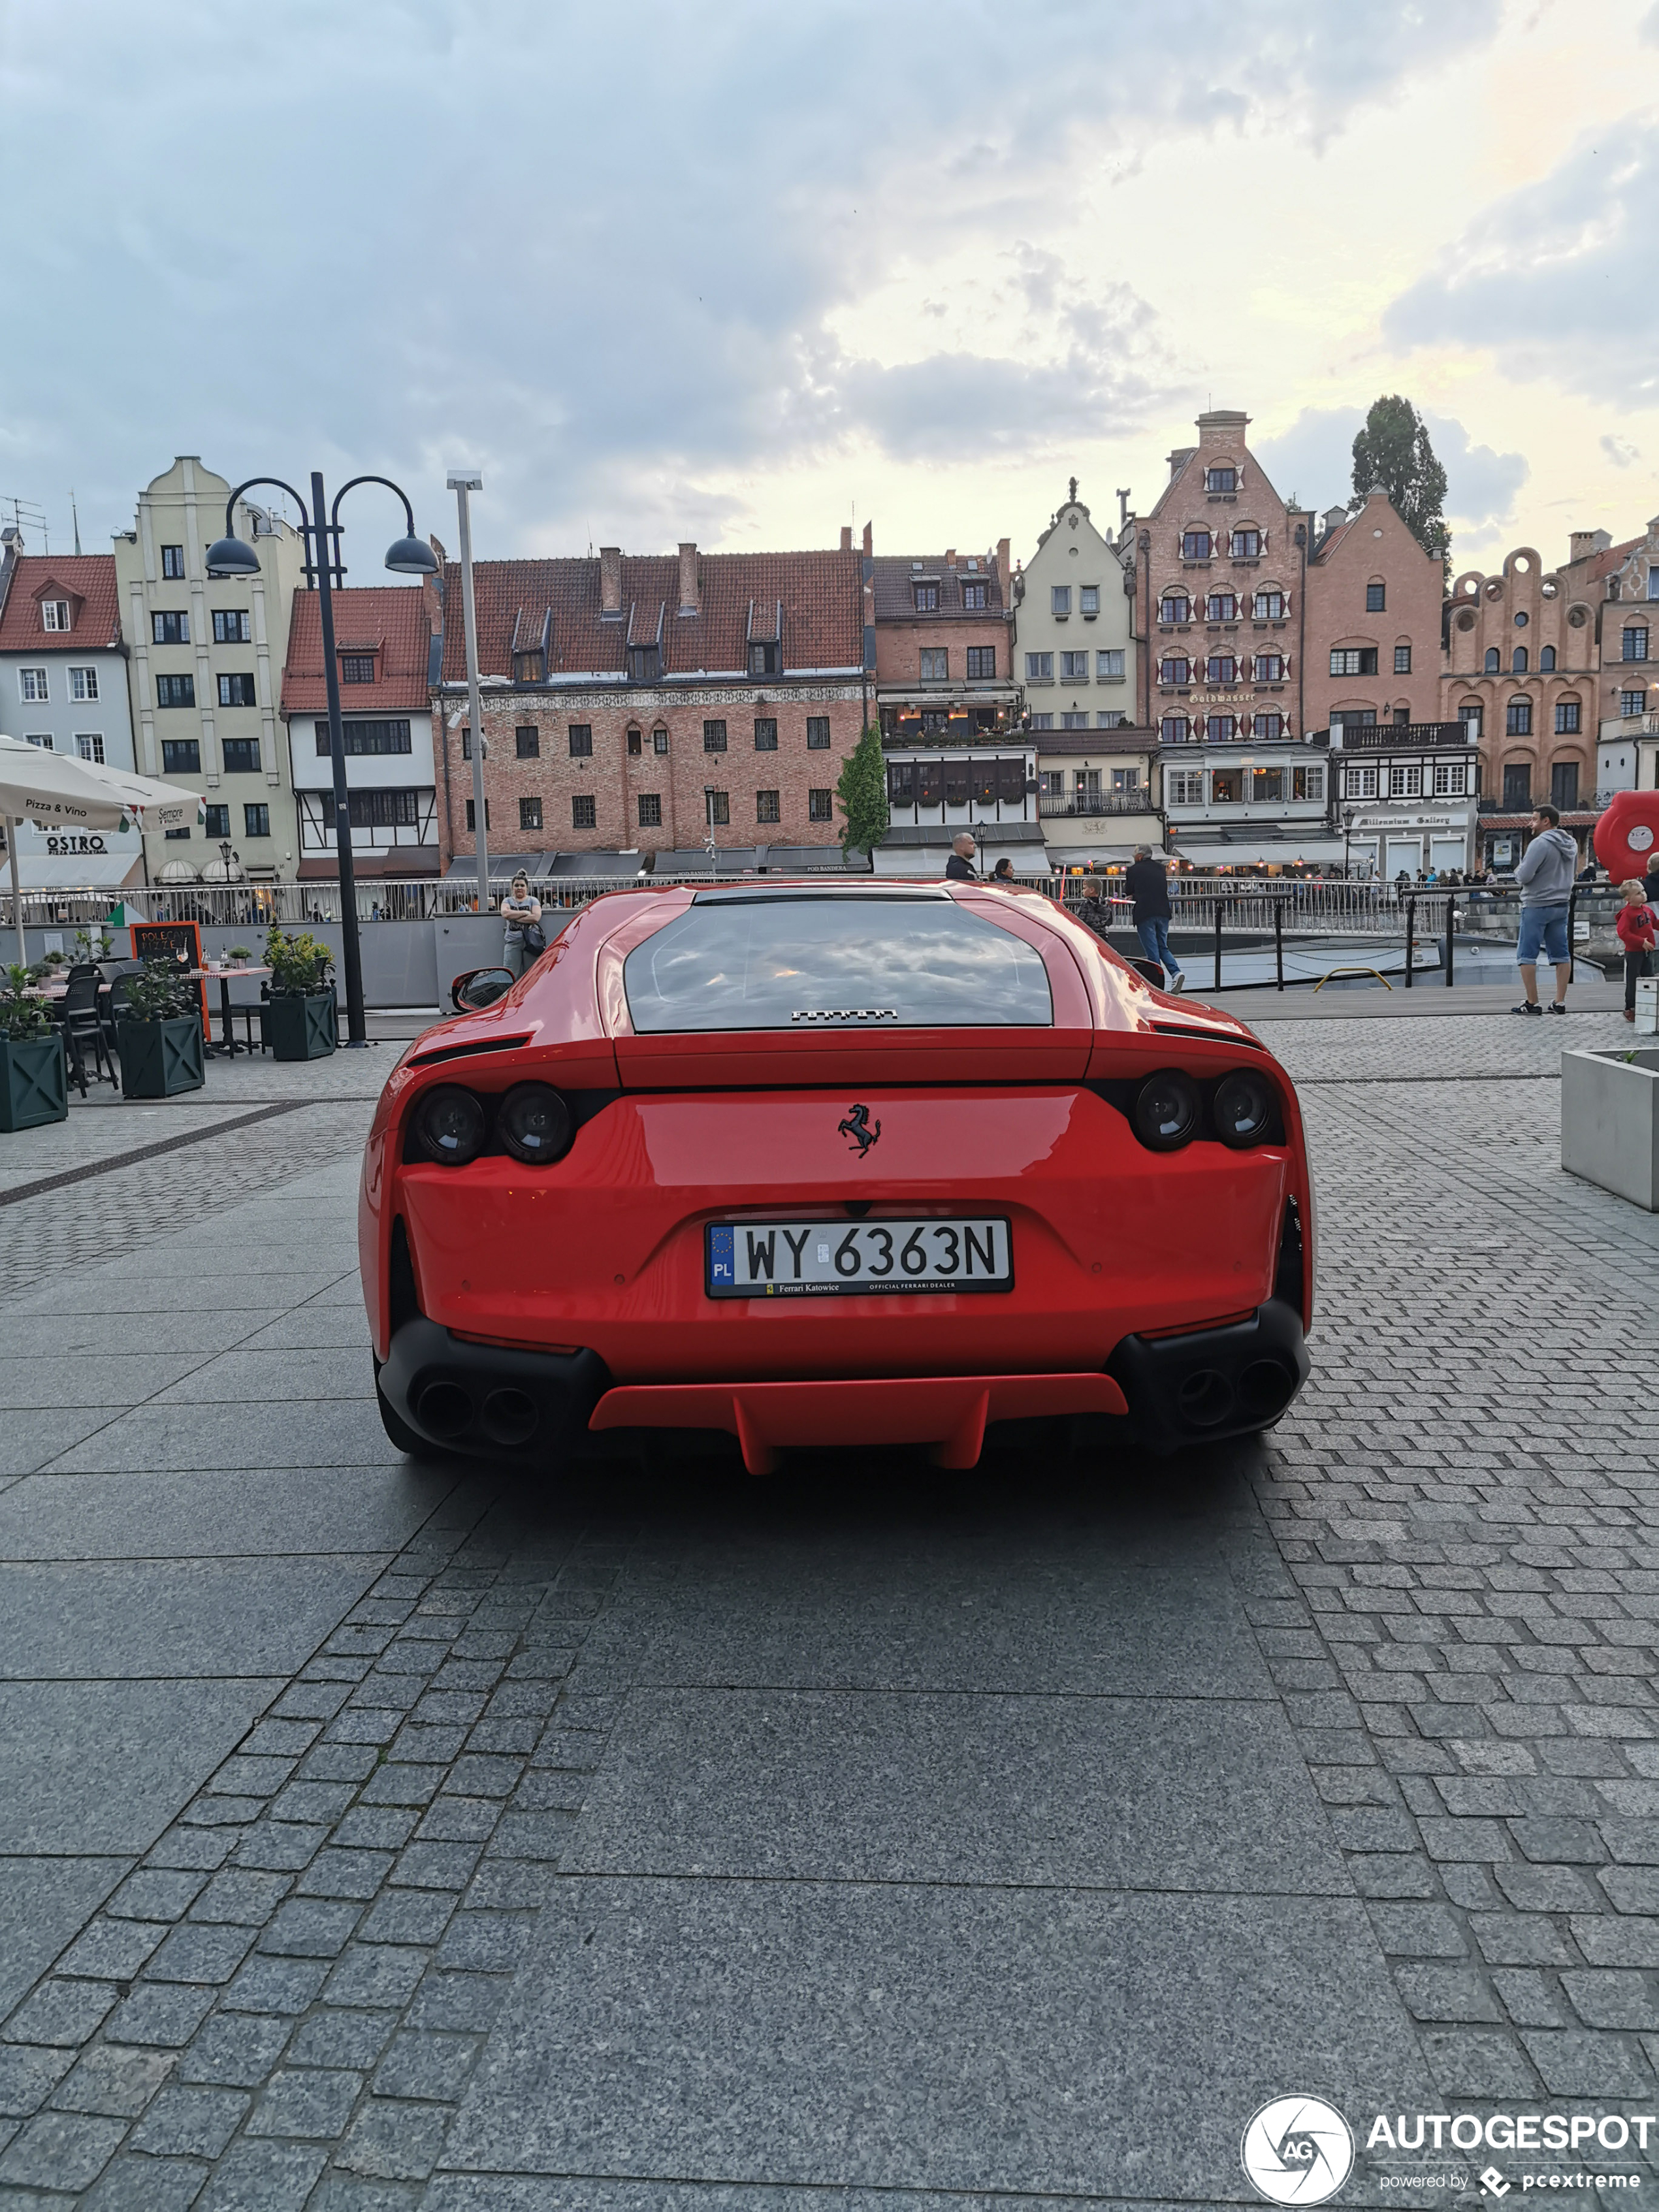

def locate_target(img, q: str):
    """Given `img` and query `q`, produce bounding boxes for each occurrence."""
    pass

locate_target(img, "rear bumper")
[377,1300,1306,1467]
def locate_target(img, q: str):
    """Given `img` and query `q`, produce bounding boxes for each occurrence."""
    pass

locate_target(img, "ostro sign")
[45,832,107,855]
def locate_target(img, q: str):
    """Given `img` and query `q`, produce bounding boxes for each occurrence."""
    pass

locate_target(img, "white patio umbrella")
[0,734,204,965]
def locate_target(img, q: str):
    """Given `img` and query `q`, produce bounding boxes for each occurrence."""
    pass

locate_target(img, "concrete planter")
[0,1033,69,1130]
[118,1016,206,1099]
[265,991,338,1060]
[1562,1046,1659,1210]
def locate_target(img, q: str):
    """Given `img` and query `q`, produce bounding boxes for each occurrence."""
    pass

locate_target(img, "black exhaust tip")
[417,1380,472,1439]
[1178,1369,1234,1427]
[481,1387,538,1447]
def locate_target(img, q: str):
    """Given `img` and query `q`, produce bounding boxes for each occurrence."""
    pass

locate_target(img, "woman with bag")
[500,871,545,978]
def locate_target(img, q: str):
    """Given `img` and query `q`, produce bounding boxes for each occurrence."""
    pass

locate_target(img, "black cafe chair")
[57,967,116,1091]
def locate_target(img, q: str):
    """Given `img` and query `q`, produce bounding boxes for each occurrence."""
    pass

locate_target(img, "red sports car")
[360,880,1313,1470]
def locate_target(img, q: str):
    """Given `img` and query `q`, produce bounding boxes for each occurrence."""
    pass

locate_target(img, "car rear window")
[621,895,1054,1032]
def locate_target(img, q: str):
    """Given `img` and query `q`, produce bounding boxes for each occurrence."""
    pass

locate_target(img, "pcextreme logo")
[1242,2096,1355,2204]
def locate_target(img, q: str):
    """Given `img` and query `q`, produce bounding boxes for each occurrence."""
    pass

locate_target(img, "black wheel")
[373,1362,430,1458]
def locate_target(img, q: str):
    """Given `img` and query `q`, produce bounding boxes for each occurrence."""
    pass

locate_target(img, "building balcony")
[1038,795,1154,818]
[1325,722,1471,750]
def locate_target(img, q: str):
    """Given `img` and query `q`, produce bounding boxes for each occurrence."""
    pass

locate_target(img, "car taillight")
[414,1085,486,1165]
[1213,1070,1276,1149]
[496,1082,573,1164]
[1132,1068,1201,1151]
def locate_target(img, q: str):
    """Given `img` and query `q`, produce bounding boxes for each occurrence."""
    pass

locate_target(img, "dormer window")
[626,645,658,682]
[340,653,376,684]
[913,583,939,611]
[965,557,978,573]
[1205,467,1236,493]
[515,649,549,682]
[748,641,779,677]
[41,600,71,632]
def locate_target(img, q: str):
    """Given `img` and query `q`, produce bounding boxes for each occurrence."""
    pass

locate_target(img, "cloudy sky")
[3,0,1656,576]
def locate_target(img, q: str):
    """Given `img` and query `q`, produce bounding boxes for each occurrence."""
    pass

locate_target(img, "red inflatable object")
[1596,790,1659,883]
[361,882,1315,1466]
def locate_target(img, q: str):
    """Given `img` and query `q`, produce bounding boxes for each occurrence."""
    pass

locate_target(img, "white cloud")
[1252,406,1526,532]
[1602,434,1642,468]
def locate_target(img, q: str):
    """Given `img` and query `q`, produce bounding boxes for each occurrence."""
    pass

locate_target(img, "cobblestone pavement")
[0,1012,1654,2209]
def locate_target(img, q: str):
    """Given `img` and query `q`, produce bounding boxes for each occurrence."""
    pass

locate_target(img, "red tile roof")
[436,549,861,682]
[871,554,1008,622]
[280,585,432,713]
[0,553,121,654]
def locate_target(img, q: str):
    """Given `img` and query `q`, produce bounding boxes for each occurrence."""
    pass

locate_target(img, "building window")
[572,795,596,829]
[1211,769,1242,803]
[1253,653,1283,682]
[748,642,779,677]
[806,716,830,750]
[1060,711,1088,729]
[1506,699,1532,736]
[217,673,257,707]
[1028,712,1054,731]
[754,717,778,751]
[1432,761,1467,797]
[564,724,592,759]
[1620,689,1647,718]
[961,583,987,610]
[520,796,543,831]
[243,803,270,839]
[212,610,251,643]
[1051,586,1071,617]
[1253,590,1284,619]
[1207,592,1236,622]
[1623,626,1650,662]
[1059,651,1089,682]
[1159,656,1190,686]
[1167,769,1203,803]
[1231,530,1261,558]
[1502,763,1531,809]
[654,726,671,754]
[1098,711,1127,729]
[638,793,662,827]
[1551,761,1579,809]
[1078,585,1099,618]
[1251,768,1283,801]
[756,789,781,824]
[340,654,375,684]
[1025,652,1054,681]
[706,790,730,825]
[164,826,189,841]
[317,719,413,756]
[1253,712,1283,740]
[626,728,643,757]
[1512,647,1528,673]
[965,646,996,680]
[1393,645,1412,675]
[920,647,949,681]
[161,738,201,775]
[40,598,71,632]
[74,733,104,764]
[1388,764,1423,799]
[1295,765,1324,801]
[346,789,419,829]
[1329,647,1377,677]
[1366,583,1386,613]
[204,803,230,838]
[156,675,195,708]
[624,646,656,684]
[1205,467,1236,493]
[1159,594,1190,624]
[511,726,539,759]
[1096,649,1123,680]
[161,545,185,579]
[1182,530,1212,561]
[69,667,99,700]
[1484,647,1501,673]
[1161,714,1190,744]
[465,798,491,830]
[1344,765,1378,799]
[152,611,188,644]
[808,788,833,822]
[1206,714,1236,742]
[1554,699,1581,734]
[221,738,261,773]
[1207,654,1236,684]
[912,583,939,613]
[459,726,472,759]
[703,719,728,753]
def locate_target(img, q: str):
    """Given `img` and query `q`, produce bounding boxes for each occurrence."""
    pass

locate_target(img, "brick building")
[872,537,1015,739]
[1587,517,1659,801]
[1303,487,1445,731]
[432,539,866,873]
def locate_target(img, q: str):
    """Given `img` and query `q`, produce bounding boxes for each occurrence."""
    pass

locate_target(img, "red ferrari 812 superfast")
[360,880,1313,1471]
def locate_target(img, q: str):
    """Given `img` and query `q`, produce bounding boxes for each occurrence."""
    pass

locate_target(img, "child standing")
[1617,877,1659,1022]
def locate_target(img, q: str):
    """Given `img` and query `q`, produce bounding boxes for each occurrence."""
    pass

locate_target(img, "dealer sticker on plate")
[706,1217,1012,1298]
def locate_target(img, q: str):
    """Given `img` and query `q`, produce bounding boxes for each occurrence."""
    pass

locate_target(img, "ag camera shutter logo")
[1241,2095,1355,2204]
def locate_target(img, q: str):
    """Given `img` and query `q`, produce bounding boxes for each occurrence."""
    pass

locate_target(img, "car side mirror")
[449,967,515,1012]
[1130,957,1165,986]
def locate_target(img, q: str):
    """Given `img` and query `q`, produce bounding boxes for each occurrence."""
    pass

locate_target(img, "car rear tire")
[373,1361,432,1458]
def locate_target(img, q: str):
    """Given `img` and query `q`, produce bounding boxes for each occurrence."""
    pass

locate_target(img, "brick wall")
[1304,490,1445,729]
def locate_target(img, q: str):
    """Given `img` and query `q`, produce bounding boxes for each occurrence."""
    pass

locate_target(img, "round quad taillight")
[496,1082,573,1165]
[1132,1068,1202,1152]
[414,1085,487,1165]
[1212,1070,1276,1149]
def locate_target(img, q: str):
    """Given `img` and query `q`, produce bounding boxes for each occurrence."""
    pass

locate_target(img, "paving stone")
[55,1920,168,1983]
[2,1980,116,2047]
[284,2012,398,2071]
[295,1852,395,1902]
[372,2030,475,2102]
[1520,2028,1653,2094]
[1392,1966,1503,2024]
[1492,1863,1603,1912]
[82,2153,209,2211]
[103,1983,217,2049]
[50,2043,174,2118]
[258,1901,362,1959]
[1561,1970,1659,2030]
[107,1872,207,1923]
[195,2136,328,2211]
[144,1923,257,1985]
[233,1825,326,1875]
[0,2051,71,2121]
[219,1956,330,2016]
[129,2084,250,2158]
[0,2109,125,2190]
[321,1948,428,2010]
[334,2097,449,2179]
[189,1872,293,1926]
[176,2013,291,2089]
[245,2066,362,2138]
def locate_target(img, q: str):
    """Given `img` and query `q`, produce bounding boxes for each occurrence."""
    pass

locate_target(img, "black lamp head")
[205,534,261,579]
[385,534,438,577]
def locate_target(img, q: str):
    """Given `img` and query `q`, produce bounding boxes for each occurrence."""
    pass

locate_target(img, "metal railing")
[0,875,658,931]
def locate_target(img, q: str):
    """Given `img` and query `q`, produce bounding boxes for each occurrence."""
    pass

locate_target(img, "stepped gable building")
[1587,517,1659,802]
[431,536,865,872]
[280,585,440,879]
[1442,530,1632,869]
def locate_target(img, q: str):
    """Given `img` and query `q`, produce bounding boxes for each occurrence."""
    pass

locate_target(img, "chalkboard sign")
[131,921,210,1032]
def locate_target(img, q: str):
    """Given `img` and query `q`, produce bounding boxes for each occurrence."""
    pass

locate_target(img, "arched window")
[1254,711,1283,740]
[1159,656,1190,686]
[1158,593,1189,624]
[1539,645,1556,672]
[1206,713,1236,742]
[1207,591,1236,622]
[1484,647,1500,673]
[1161,714,1189,743]
[1512,647,1528,673]
[1253,588,1285,619]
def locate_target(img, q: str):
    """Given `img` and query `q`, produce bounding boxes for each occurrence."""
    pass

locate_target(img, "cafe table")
[199,963,272,1057]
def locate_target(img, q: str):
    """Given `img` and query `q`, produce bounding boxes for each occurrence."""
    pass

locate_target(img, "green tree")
[1351,396,1451,572]
[835,722,889,858]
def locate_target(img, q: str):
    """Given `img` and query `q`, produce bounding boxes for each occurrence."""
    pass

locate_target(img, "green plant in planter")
[0,964,68,1130]
[263,928,338,1059]
[228,946,251,965]
[265,926,334,995]
[116,958,204,1098]
[72,925,112,963]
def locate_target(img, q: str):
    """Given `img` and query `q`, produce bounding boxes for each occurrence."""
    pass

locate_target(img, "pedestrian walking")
[1125,842,1184,991]
[1617,876,1658,1023]
[1511,801,1579,1016]
[499,871,543,978]
[944,832,978,882]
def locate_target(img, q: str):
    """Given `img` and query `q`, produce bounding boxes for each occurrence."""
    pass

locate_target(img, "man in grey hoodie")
[1512,801,1580,1015]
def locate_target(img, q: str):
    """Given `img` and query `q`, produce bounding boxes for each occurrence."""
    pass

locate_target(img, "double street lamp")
[206,472,437,1046]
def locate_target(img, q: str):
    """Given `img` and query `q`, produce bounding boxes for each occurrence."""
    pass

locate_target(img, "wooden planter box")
[266,991,338,1061]
[118,1015,206,1099]
[1562,1046,1659,1210]
[0,1033,69,1130]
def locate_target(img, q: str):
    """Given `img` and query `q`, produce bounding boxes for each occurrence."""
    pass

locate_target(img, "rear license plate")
[706,1217,1012,1299]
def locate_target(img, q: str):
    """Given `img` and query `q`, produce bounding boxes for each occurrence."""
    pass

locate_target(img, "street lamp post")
[206,474,436,1047]
[446,474,489,909]
[1342,805,1359,880]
